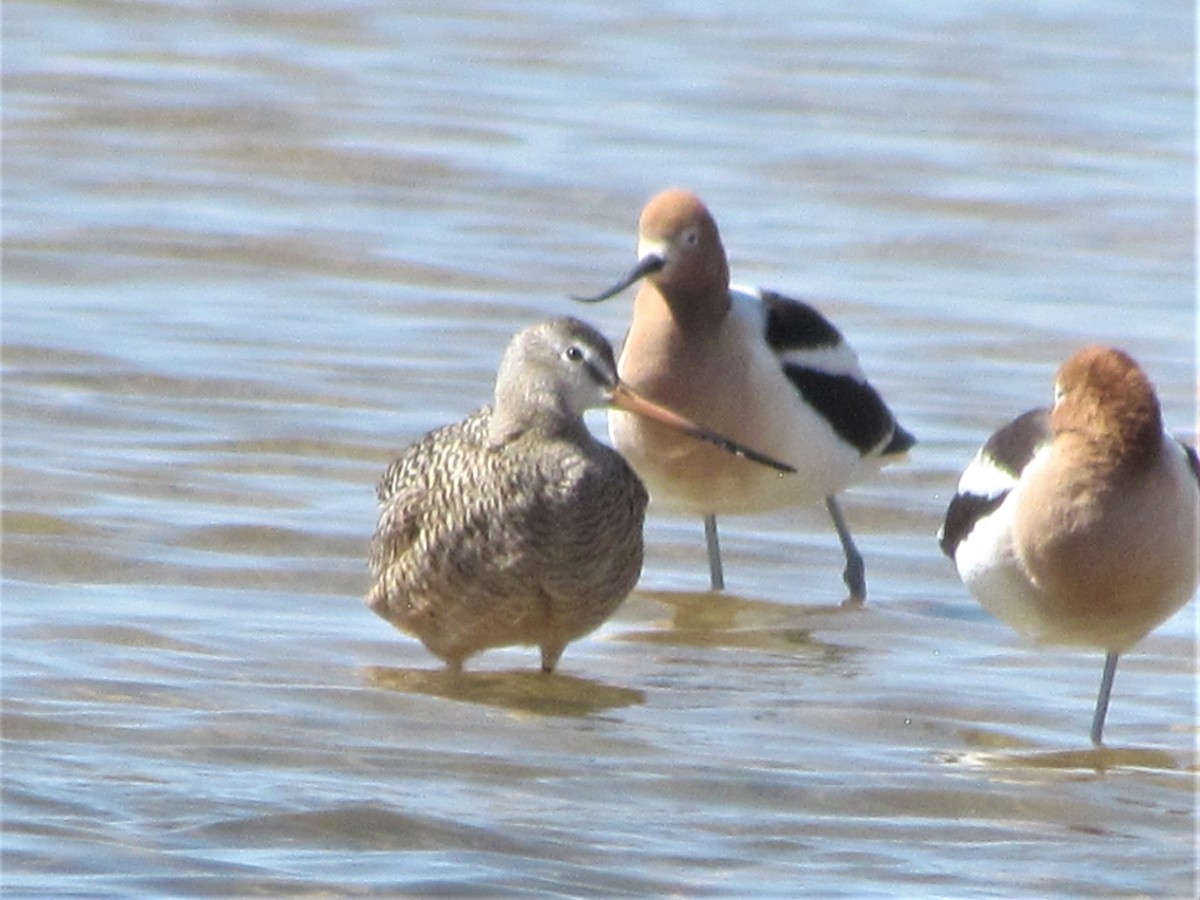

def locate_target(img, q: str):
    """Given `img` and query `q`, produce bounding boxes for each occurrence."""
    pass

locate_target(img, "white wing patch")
[955,448,1020,501]
[729,283,865,380]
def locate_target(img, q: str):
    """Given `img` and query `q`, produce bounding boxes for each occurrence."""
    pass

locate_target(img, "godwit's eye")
[564,345,584,363]
[683,228,700,247]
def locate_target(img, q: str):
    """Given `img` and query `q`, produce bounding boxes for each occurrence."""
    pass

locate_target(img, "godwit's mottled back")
[368,317,794,673]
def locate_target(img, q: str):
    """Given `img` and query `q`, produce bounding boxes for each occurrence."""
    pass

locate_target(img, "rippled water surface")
[3,1,1196,896]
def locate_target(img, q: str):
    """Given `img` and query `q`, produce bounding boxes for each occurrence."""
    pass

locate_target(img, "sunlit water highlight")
[3,1,1195,896]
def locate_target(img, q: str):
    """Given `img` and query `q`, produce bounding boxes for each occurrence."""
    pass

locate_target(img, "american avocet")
[367,317,794,673]
[939,346,1198,744]
[573,188,913,601]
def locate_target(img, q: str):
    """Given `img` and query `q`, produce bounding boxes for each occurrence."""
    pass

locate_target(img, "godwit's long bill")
[574,188,913,601]
[367,317,792,673]
[939,346,1198,744]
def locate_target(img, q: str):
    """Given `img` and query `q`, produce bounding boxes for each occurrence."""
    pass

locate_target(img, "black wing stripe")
[938,409,1051,561]
[939,491,1006,560]
[884,422,917,455]
[762,290,844,351]
[983,408,1052,478]
[783,366,896,455]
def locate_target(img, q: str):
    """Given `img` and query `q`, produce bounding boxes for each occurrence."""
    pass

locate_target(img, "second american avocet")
[367,317,793,673]
[939,346,1198,744]
[573,188,914,601]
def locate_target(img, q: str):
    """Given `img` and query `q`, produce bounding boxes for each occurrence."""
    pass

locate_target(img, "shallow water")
[3,0,1196,896]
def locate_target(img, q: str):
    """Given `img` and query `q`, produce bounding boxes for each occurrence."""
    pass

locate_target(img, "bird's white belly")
[952,494,1057,642]
[953,454,1200,650]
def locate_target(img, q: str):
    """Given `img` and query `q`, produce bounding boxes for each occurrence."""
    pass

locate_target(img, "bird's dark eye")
[564,345,584,362]
[683,229,699,247]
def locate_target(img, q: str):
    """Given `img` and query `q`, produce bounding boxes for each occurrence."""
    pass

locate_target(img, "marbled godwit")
[367,317,794,673]
[939,346,1198,744]
[574,188,913,600]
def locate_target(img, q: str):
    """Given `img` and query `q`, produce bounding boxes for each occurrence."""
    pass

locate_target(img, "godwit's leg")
[540,642,565,674]
[1090,651,1120,746]
[825,496,865,605]
[704,514,725,591]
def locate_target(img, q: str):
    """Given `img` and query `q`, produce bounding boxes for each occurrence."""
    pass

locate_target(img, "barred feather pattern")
[368,405,649,670]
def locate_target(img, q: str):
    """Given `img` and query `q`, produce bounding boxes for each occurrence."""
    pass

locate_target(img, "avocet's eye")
[564,345,584,363]
[683,228,700,247]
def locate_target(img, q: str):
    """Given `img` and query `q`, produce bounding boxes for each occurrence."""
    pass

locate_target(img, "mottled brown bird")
[368,317,794,673]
